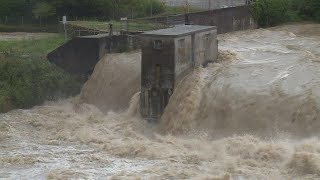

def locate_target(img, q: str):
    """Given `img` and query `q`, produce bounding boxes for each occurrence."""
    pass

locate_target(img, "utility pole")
[150,0,153,17]
[109,23,113,53]
[184,0,190,24]
[209,0,211,10]
[63,16,67,41]
[131,8,134,19]
[185,0,189,14]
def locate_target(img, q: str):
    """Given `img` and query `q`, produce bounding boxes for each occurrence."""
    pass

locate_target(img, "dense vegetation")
[0,0,166,19]
[0,36,81,113]
[251,0,320,27]
[0,0,168,113]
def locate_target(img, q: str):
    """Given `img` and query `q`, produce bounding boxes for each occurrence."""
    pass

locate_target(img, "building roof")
[140,25,217,38]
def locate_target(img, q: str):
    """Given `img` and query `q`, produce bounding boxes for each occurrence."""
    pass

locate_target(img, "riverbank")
[0,33,81,113]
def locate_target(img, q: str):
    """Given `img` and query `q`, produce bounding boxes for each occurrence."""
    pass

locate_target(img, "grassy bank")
[68,6,203,32]
[69,20,168,32]
[161,6,204,16]
[0,35,81,113]
[0,24,59,33]
[250,0,320,27]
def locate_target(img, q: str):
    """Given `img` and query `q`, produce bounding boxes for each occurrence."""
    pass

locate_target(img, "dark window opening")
[153,40,163,49]
[205,33,211,41]
[178,39,185,48]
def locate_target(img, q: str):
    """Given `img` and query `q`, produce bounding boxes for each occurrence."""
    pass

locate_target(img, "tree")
[0,0,25,16]
[250,0,290,27]
[292,0,320,21]
[33,2,56,17]
[251,0,320,27]
[116,0,166,19]
[0,0,166,20]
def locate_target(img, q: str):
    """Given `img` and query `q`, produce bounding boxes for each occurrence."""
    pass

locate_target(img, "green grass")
[0,35,81,113]
[0,35,65,58]
[161,6,204,16]
[66,5,205,32]
[69,20,168,32]
[0,24,58,33]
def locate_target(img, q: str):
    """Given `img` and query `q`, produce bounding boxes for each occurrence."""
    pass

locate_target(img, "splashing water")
[1,23,320,179]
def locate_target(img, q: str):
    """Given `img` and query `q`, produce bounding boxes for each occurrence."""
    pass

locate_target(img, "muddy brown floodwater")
[1,23,320,179]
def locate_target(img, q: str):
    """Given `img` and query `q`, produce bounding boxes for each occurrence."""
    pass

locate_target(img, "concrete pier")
[139,25,218,121]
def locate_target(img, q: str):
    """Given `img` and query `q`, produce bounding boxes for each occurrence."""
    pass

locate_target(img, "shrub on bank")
[0,0,166,20]
[250,0,290,27]
[0,58,81,112]
[250,0,320,27]
[0,36,81,113]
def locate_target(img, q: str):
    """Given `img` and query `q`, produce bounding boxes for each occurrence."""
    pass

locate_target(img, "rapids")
[1,23,320,179]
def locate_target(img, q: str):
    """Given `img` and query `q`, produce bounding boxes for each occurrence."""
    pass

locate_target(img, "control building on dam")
[140,25,218,121]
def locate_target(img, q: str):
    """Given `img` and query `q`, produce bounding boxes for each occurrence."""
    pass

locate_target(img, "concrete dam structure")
[140,25,218,121]
[47,5,254,80]
[47,25,218,121]
[3,23,320,179]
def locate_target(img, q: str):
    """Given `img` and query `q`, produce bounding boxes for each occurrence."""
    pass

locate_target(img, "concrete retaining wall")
[47,33,142,77]
[47,34,107,77]
[187,6,255,33]
[143,6,255,34]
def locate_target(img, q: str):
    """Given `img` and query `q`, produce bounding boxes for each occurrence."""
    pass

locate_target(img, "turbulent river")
[1,23,320,179]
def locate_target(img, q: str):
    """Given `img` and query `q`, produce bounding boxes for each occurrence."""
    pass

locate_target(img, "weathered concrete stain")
[140,25,218,121]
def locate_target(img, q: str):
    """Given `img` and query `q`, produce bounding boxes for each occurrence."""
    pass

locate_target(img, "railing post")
[109,23,113,53]
[126,20,129,33]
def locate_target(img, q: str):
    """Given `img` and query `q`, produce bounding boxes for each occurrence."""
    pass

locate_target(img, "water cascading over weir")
[47,25,218,122]
[139,25,218,121]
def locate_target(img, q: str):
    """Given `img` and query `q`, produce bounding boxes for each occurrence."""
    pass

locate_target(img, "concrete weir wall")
[47,34,138,77]
[144,6,255,34]
[187,6,255,33]
[47,34,107,77]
